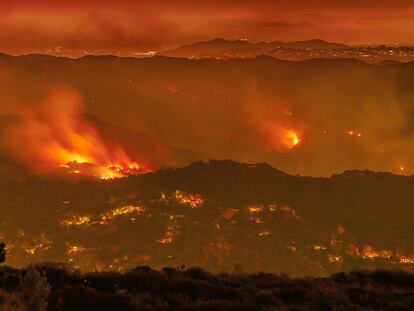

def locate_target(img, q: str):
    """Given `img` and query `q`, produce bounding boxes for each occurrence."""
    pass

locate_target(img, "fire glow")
[4,88,152,179]
[283,130,301,149]
[266,124,301,151]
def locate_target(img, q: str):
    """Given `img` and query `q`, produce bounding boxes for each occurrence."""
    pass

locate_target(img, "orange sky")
[1,0,414,54]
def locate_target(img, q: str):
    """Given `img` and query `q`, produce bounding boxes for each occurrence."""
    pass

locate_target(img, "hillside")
[0,114,203,177]
[0,160,414,276]
[2,54,414,176]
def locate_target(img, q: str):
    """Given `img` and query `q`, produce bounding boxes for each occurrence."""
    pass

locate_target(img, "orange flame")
[264,122,301,151]
[283,130,301,149]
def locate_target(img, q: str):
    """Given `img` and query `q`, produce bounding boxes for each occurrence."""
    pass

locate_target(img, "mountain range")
[161,38,350,58]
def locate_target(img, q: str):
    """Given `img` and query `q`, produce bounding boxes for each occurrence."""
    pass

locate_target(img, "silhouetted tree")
[18,265,50,311]
[0,243,6,264]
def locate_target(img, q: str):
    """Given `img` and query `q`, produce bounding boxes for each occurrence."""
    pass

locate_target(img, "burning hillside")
[0,160,413,275]
[1,87,201,179]
[3,55,414,176]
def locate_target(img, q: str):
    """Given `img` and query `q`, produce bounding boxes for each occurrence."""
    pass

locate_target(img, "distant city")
[15,39,414,63]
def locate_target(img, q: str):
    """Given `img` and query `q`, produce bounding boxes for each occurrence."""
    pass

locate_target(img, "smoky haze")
[1,55,414,176]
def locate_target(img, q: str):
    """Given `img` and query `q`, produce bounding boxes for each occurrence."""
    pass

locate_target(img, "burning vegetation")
[3,87,153,180]
[0,160,413,275]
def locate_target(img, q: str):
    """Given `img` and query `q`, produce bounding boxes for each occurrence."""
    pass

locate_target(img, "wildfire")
[5,87,152,179]
[157,225,176,244]
[60,215,91,227]
[399,256,414,264]
[247,205,264,214]
[284,130,301,148]
[258,231,271,237]
[174,190,204,208]
[328,254,342,264]
[264,122,302,151]
[362,246,392,260]
[100,205,145,224]
[67,245,86,255]
[59,205,145,228]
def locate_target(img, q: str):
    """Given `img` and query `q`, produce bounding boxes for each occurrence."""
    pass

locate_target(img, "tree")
[18,265,50,311]
[0,243,6,264]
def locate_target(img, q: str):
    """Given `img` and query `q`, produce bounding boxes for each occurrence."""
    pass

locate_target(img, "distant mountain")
[161,38,349,58]
[282,38,349,50]
[1,159,414,276]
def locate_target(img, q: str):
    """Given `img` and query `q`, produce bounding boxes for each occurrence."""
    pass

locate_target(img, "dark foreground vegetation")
[2,265,414,310]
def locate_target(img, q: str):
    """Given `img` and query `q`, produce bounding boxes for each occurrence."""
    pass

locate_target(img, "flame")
[362,246,392,260]
[4,87,152,179]
[283,130,301,148]
[247,205,264,214]
[60,215,91,227]
[174,190,204,208]
[67,245,86,255]
[59,205,145,228]
[263,122,302,151]
[157,225,176,244]
[327,254,342,263]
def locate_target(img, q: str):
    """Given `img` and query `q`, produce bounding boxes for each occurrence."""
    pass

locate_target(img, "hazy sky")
[1,0,414,54]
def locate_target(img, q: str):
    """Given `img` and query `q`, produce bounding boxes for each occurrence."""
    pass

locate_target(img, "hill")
[161,38,349,58]
[0,160,414,276]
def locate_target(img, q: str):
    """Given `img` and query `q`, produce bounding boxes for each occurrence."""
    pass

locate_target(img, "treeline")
[1,265,414,310]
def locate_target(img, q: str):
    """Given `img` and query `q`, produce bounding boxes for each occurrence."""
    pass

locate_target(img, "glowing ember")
[157,225,176,244]
[313,245,327,251]
[279,205,300,219]
[59,205,145,227]
[60,215,91,227]
[67,245,86,255]
[247,205,264,214]
[100,205,145,224]
[362,246,392,260]
[347,130,362,138]
[328,254,342,263]
[400,256,414,264]
[258,231,271,237]
[175,190,204,208]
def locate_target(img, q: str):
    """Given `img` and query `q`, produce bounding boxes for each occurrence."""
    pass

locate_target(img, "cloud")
[254,20,314,29]
[1,0,414,54]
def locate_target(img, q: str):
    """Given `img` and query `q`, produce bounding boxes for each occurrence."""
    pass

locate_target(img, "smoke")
[2,57,414,177]
[198,60,414,176]
[3,86,147,178]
